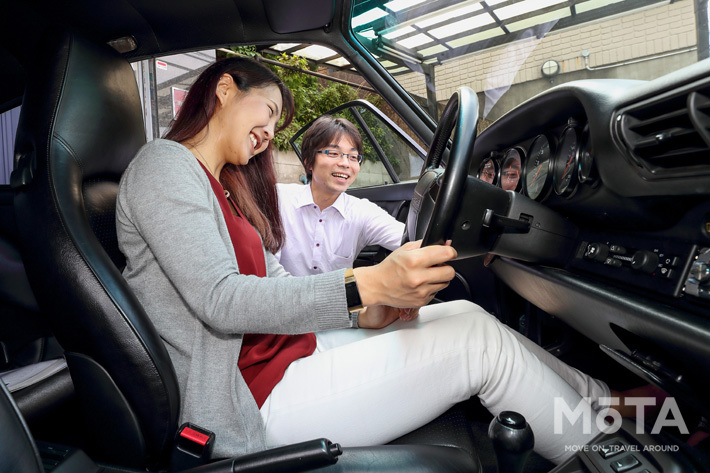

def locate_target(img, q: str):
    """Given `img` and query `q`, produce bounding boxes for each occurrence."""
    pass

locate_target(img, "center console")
[550,420,705,473]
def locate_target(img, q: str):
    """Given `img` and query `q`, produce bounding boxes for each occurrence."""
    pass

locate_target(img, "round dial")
[690,261,710,283]
[524,135,553,200]
[500,148,522,191]
[478,157,497,185]
[578,126,595,183]
[553,127,578,196]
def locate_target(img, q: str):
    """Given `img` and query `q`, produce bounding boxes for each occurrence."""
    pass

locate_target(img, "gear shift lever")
[488,411,534,473]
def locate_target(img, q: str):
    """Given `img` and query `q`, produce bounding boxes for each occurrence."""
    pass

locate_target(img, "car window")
[129,50,217,141]
[289,101,426,188]
[127,46,425,188]
[0,105,21,185]
[350,105,424,185]
[350,0,700,129]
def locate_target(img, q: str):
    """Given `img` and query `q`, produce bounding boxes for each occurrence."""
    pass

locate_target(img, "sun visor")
[263,0,334,33]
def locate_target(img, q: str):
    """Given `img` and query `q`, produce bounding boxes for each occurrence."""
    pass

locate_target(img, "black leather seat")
[12,27,177,470]
[0,374,479,473]
[0,379,44,473]
[11,27,480,472]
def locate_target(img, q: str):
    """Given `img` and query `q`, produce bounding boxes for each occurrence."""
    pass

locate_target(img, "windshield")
[351,0,702,129]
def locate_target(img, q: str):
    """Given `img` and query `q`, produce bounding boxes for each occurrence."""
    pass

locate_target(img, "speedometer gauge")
[477,157,497,185]
[524,135,553,200]
[578,126,596,183]
[500,148,523,191]
[553,127,578,196]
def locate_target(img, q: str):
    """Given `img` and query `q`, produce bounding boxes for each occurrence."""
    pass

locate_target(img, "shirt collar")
[295,184,348,217]
[330,192,348,217]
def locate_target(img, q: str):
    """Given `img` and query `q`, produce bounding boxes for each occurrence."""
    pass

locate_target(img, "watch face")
[345,272,363,312]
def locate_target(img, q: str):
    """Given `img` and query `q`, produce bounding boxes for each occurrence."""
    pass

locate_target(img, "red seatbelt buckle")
[171,423,215,469]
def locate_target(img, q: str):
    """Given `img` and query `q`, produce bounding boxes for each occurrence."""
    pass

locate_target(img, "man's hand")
[358,305,420,329]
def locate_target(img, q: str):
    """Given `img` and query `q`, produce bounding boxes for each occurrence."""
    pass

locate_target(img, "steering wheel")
[407,87,480,247]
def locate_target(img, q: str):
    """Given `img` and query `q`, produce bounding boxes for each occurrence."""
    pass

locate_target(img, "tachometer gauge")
[524,135,553,200]
[553,127,578,196]
[477,157,498,185]
[578,126,596,183]
[500,148,523,191]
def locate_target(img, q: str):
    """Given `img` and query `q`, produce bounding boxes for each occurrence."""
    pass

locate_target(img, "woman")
[116,57,610,463]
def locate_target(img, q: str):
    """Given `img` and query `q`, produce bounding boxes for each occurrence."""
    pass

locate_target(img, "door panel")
[0,187,57,369]
[348,181,414,267]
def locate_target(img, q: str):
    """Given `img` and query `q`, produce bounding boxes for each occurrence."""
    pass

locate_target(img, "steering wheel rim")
[410,87,480,247]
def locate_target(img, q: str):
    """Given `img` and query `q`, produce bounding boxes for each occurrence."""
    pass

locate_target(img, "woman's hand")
[353,240,457,308]
[358,305,420,329]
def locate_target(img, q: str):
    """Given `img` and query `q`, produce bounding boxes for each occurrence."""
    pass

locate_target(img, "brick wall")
[396,1,696,101]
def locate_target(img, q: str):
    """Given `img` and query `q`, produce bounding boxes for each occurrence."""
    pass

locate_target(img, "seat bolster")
[10,359,73,425]
[0,381,44,473]
[319,445,480,473]
[183,445,479,473]
[388,405,478,461]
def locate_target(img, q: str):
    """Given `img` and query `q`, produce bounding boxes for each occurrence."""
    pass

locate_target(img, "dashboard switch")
[598,440,624,458]
[631,250,659,273]
[609,245,627,255]
[661,268,674,279]
[685,248,710,298]
[604,257,622,268]
[611,454,640,472]
[690,260,710,283]
[585,243,609,262]
[665,256,680,267]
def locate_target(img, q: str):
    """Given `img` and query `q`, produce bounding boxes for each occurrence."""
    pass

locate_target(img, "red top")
[199,162,316,408]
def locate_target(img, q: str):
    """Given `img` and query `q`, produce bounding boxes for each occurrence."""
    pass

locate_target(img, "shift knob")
[488,411,534,473]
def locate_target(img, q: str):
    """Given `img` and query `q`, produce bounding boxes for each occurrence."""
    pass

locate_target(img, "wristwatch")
[344,268,363,314]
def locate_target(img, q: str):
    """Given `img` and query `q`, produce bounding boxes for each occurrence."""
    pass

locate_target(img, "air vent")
[617,86,710,178]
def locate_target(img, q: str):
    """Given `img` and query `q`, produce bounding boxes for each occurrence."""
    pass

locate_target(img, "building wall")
[274,149,307,184]
[396,1,697,121]
[274,148,393,187]
[155,50,217,137]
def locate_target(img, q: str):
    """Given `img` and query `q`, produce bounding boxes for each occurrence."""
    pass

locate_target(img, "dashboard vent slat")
[616,86,710,178]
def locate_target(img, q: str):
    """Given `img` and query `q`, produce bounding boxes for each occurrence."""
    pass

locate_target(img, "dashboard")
[467,59,710,416]
[476,122,595,200]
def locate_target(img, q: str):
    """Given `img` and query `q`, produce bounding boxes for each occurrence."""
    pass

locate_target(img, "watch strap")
[344,268,363,313]
[349,310,360,329]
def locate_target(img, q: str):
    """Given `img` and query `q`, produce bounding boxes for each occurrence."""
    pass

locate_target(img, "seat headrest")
[12,27,145,189]
[11,28,177,469]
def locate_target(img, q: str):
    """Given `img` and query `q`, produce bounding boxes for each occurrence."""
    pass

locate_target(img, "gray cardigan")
[116,139,352,457]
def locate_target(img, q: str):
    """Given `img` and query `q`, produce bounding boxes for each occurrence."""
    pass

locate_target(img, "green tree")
[226,47,360,151]
[223,46,419,181]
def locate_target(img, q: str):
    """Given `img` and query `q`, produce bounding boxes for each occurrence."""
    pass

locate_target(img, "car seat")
[11,26,480,472]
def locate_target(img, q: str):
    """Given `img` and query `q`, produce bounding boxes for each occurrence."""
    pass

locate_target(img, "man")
[276,116,404,276]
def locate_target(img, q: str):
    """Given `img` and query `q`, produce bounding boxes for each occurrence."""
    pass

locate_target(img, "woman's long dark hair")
[164,57,294,253]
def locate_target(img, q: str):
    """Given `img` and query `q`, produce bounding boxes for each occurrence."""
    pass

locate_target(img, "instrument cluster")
[476,119,597,201]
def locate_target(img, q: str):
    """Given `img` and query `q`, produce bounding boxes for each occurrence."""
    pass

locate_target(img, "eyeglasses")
[502,170,520,181]
[317,149,364,165]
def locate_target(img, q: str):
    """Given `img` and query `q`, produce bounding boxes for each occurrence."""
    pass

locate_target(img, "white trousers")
[260,300,608,464]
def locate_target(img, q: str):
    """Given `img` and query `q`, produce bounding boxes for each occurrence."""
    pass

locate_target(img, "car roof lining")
[0,0,337,113]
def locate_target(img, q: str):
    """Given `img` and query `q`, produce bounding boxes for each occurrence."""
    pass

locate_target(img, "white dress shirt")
[276,183,405,276]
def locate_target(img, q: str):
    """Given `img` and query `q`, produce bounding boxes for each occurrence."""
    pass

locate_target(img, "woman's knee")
[419,299,490,322]
[421,302,506,348]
